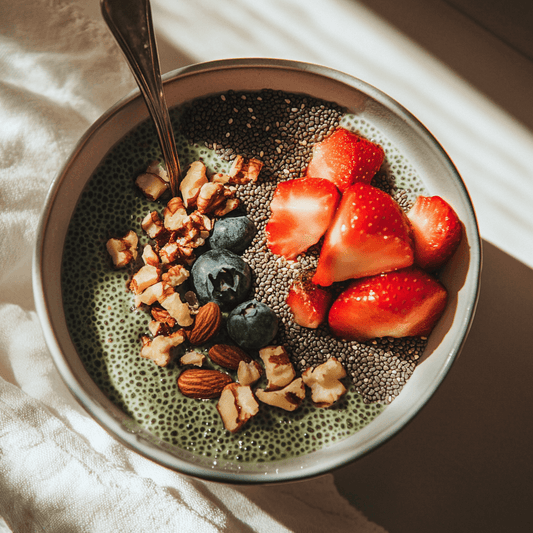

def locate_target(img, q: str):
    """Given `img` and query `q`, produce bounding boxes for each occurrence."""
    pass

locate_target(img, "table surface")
[80,1,533,531]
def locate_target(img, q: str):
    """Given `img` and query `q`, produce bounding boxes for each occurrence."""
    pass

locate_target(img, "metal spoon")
[101,0,181,196]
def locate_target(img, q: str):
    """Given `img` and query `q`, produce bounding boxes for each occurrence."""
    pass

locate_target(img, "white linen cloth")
[0,0,386,531]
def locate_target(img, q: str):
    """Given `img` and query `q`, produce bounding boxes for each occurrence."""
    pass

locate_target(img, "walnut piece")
[106,230,138,268]
[216,383,259,433]
[140,330,185,367]
[302,357,347,408]
[142,244,160,267]
[129,264,161,295]
[255,378,306,411]
[228,155,263,184]
[183,291,199,310]
[150,305,176,327]
[169,210,212,250]
[188,211,212,247]
[134,281,165,307]
[141,211,167,241]
[161,264,189,287]
[214,197,240,217]
[163,196,188,231]
[196,182,226,214]
[259,345,296,391]
[180,161,208,208]
[196,182,239,217]
[159,240,194,265]
[237,360,263,387]
[180,351,206,367]
[211,156,263,186]
[159,289,193,327]
[135,172,168,201]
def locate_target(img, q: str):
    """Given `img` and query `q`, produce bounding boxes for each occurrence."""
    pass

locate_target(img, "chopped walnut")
[216,383,259,433]
[142,244,160,267]
[196,182,225,213]
[259,345,296,391]
[135,172,168,201]
[159,240,195,265]
[135,281,165,307]
[140,330,185,367]
[255,378,306,411]
[159,241,180,264]
[106,230,138,268]
[161,264,189,287]
[302,357,347,408]
[228,155,263,184]
[141,211,168,241]
[180,351,206,367]
[196,182,239,217]
[163,196,188,231]
[180,161,208,208]
[129,264,161,294]
[237,360,263,387]
[161,210,212,253]
[214,197,240,217]
[159,289,194,327]
[189,210,212,232]
[179,210,212,247]
[121,230,138,250]
[151,305,176,327]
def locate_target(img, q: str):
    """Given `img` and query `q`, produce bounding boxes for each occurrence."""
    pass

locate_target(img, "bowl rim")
[33,57,482,484]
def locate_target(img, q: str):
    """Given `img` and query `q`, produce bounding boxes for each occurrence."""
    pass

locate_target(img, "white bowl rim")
[33,57,482,484]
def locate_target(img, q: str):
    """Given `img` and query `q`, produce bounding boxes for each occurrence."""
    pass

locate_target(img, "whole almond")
[209,344,252,370]
[187,302,221,345]
[177,368,233,399]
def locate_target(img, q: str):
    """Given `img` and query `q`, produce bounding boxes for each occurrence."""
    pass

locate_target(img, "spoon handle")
[101,0,181,196]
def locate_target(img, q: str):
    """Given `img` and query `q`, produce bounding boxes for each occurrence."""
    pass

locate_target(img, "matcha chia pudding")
[62,88,459,464]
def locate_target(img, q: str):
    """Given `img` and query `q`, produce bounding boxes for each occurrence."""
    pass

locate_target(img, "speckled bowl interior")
[33,58,481,483]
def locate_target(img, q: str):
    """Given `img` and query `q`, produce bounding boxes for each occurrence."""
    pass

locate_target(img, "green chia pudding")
[62,89,429,464]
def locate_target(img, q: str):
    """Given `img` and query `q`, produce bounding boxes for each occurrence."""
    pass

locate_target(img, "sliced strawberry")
[312,183,414,286]
[306,128,385,193]
[407,195,463,271]
[286,274,333,329]
[266,177,340,260]
[328,266,448,342]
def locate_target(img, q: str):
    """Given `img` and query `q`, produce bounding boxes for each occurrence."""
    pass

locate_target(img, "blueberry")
[209,215,257,253]
[191,249,252,309]
[227,299,278,350]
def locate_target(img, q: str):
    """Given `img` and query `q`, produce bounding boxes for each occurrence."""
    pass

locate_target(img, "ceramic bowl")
[33,58,481,483]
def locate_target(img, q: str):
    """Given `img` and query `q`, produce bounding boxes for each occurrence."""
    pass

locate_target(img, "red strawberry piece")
[286,274,333,329]
[312,183,414,286]
[328,266,448,342]
[266,177,340,260]
[306,128,385,193]
[407,195,463,271]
